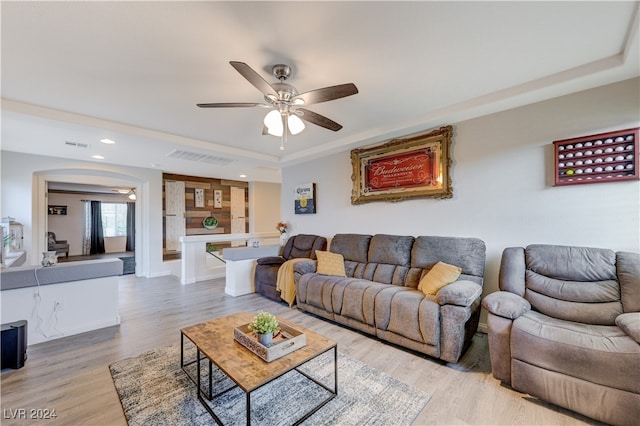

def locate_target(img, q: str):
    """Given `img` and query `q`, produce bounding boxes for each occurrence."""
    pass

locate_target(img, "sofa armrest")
[616,312,640,344]
[436,280,482,307]
[293,259,317,275]
[482,291,531,319]
[256,256,285,266]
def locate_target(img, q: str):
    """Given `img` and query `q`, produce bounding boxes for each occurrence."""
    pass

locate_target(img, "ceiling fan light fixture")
[264,110,305,137]
[264,110,283,136]
[288,114,305,135]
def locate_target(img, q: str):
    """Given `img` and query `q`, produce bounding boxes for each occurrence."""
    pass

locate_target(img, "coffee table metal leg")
[291,345,338,425]
[196,348,224,425]
[246,392,251,426]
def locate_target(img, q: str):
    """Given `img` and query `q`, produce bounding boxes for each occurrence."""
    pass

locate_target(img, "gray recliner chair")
[47,232,69,258]
[482,244,640,425]
[254,234,327,302]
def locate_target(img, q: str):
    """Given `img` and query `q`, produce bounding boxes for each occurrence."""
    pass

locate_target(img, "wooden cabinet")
[554,128,638,186]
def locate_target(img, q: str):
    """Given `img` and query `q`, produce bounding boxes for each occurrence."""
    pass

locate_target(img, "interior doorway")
[34,172,144,277]
[46,182,137,273]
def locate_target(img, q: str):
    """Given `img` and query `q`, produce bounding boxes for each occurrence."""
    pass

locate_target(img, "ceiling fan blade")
[294,83,358,106]
[230,61,277,97]
[197,102,262,108]
[297,108,343,132]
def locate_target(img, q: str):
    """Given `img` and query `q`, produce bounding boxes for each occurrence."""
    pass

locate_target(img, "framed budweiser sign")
[350,126,453,204]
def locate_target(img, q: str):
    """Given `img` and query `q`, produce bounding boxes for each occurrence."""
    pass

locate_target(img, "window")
[101,203,128,237]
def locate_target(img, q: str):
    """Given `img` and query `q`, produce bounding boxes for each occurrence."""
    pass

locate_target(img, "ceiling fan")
[197,61,358,150]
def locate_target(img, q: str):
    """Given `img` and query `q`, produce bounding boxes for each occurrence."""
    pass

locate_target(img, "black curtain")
[90,200,105,254]
[126,202,135,252]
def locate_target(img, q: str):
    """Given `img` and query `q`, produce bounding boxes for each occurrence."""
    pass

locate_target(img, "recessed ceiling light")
[92,155,104,160]
[239,174,247,178]
[100,138,115,144]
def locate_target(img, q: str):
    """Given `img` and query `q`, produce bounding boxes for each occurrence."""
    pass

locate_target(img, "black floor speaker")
[1,320,27,370]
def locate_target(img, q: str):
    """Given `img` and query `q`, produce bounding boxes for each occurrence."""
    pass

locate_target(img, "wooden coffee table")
[180,311,337,425]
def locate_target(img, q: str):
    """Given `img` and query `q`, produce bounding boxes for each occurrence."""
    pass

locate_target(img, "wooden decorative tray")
[234,322,306,362]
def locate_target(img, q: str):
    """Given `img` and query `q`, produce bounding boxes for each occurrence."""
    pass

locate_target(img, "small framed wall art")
[553,127,638,186]
[214,190,223,208]
[350,125,453,204]
[294,183,316,214]
[194,188,205,208]
[48,205,67,215]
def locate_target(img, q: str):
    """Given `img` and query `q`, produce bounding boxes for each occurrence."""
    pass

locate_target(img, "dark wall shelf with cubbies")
[553,127,638,186]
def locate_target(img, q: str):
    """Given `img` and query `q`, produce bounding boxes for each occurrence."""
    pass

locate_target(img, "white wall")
[249,181,281,233]
[281,77,640,328]
[1,275,119,345]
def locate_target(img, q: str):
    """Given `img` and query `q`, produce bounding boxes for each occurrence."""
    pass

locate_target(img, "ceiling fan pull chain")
[281,113,288,150]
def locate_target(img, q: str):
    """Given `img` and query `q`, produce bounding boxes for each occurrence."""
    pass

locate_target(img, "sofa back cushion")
[524,245,622,325]
[364,234,414,285]
[283,234,327,260]
[408,236,486,287]
[330,234,372,277]
[616,251,640,313]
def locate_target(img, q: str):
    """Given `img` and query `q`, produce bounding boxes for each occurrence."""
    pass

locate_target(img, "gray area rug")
[109,344,430,425]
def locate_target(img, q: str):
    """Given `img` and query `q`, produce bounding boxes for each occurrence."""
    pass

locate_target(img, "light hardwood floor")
[1,275,600,425]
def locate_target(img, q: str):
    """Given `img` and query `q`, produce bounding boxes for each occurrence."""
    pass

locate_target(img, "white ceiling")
[2,1,639,183]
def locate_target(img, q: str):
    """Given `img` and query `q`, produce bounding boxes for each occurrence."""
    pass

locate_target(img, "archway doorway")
[33,170,145,276]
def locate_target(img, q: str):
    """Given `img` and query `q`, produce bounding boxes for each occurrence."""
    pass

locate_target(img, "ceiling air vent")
[65,141,89,148]
[167,150,234,166]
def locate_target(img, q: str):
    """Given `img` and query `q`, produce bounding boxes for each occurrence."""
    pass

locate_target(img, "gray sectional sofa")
[293,233,486,363]
[482,245,640,425]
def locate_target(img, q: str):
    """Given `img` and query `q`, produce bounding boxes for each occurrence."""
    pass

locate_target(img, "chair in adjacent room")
[47,232,69,258]
[254,234,327,303]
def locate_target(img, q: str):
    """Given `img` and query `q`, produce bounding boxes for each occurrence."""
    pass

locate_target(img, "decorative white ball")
[615,137,624,142]
[605,166,614,171]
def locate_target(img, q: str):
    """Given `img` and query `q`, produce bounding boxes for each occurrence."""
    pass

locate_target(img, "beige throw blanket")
[276,258,308,307]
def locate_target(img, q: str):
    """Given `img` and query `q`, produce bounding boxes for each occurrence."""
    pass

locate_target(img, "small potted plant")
[202,215,218,229]
[248,311,280,347]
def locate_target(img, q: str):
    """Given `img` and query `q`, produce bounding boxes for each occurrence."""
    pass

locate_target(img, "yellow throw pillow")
[316,251,346,277]
[418,261,461,295]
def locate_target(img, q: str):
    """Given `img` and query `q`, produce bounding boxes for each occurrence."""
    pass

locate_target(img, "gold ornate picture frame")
[351,125,453,204]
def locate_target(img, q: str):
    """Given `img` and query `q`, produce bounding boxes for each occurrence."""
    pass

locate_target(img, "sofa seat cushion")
[374,289,439,345]
[512,310,640,394]
[297,274,388,327]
